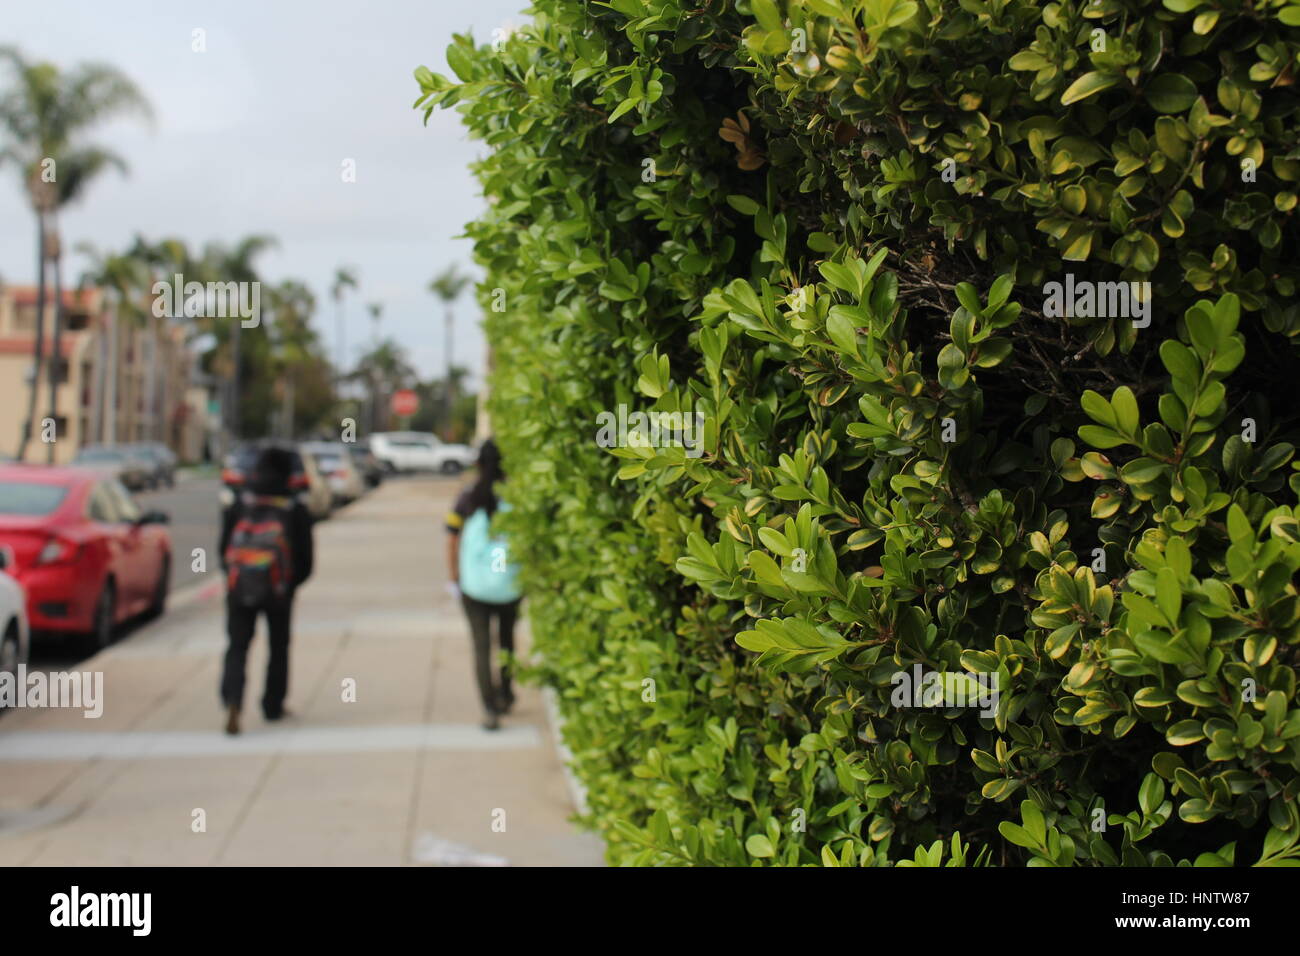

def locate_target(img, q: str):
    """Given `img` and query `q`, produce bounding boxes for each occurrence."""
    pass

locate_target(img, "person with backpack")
[218,445,315,735]
[445,439,521,731]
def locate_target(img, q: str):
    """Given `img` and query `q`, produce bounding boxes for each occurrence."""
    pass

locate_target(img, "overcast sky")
[0,0,530,385]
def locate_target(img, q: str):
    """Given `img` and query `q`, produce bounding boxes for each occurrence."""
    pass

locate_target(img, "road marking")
[0,722,542,761]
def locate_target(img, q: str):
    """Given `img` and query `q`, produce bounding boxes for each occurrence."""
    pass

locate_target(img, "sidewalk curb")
[541,684,590,818]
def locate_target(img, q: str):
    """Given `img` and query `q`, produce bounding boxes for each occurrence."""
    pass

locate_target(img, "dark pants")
[461,595,520,714]
[221,597,293,717]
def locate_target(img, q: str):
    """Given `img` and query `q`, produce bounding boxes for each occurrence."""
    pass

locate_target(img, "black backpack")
[224,494,293,607]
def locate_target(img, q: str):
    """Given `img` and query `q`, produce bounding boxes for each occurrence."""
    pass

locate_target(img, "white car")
[301,442,366,504]
[370,432,476,474]
[0,547,30,711]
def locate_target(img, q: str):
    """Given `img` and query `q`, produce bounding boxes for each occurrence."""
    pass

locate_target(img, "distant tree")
[331,265,357,390]
[0,47,152,459]
[428,265,471,440]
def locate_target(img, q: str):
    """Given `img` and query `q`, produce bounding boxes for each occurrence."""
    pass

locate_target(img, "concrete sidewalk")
[0,477,604,866]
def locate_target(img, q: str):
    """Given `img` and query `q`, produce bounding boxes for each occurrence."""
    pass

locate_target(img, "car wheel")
[91,581,117,650]
[0,623,20,713]
[441,461,464,475]
[146,555,170,619]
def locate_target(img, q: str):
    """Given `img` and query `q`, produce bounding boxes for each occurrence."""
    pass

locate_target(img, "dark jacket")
[219,491,315,591]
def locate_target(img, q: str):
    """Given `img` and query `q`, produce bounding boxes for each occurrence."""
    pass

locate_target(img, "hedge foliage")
[417,0,1300,865]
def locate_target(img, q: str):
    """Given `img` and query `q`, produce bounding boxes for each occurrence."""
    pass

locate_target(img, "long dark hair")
[465,438,504,516]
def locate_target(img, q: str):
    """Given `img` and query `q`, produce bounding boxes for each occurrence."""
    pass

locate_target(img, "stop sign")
[391,389,418,418]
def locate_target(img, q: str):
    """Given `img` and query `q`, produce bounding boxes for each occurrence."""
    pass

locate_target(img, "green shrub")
[417,0,1300,865]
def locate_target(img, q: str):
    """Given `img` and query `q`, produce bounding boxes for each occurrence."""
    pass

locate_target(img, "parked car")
[0,466,171,648]
[301,442,366,505]
[0,546,30,710]
[72,445,154,491]
[126,442,177,488]
[369,432,476,474]
[220,442,332,521]
[351,440,386,489]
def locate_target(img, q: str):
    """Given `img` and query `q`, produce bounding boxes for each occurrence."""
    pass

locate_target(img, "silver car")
[301,442,366,505]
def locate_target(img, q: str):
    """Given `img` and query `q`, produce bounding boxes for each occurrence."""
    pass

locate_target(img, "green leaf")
[998,821,1042,850]
[955,282,983,315]
[1167,720,1205,746]
[726,194,761,216]
[826,310,860,355]
[745,834,776,858]
[1160,339,1200,383]
[1061,71,1120,106]
[1110,386,1139,437]
[1156,567,1182,626]
[445,42,476,82]
[750,0,784,32]
[1139,772,1166,815]
[1081,390,1118,428]
[1144,74,1199,114]
[819,261,861,296]
[1079,425,1126,449]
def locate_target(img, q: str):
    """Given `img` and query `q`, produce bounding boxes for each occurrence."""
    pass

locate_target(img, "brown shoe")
[224,705,241,736]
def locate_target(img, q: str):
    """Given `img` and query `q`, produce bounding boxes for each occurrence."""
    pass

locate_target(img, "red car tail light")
[288,473,309,490]
[36,536,79,566]
[221,468,244,486]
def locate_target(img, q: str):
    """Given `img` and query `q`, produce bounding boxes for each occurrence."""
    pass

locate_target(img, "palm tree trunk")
[106,303,119,445]
[46,233,65,464]
[283,374,295,439]
[335,296,344,394]
[443,305,454,440]
[230,321,242,441]
[16,213,48,461]
[90,307,106,444]
[147,313,159,442]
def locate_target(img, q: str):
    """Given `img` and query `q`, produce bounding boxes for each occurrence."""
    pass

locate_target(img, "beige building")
[0,284,204,464]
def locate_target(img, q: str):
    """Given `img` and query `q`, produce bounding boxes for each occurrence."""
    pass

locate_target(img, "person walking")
[445,439,521,731]
[219,445,315,735]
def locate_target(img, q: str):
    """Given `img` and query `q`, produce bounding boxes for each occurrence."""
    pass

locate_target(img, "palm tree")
[428,265,470,440]
[123,235,194,443]
[353,338,413,432]
[197,236,277,443]
[75,242,151,445]
[330,266,357,394]
[367,301,383,343]
[0,48,152,461]
[268,280,318,438]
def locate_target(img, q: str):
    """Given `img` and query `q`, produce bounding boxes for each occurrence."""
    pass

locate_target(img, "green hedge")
[417,0,1300,865]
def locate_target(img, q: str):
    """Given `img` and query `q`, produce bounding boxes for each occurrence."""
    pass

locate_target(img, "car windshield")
[75,449,126,462]
[0,481,70,516]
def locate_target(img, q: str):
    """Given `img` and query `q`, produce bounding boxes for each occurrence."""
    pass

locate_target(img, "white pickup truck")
[369,432,477,474]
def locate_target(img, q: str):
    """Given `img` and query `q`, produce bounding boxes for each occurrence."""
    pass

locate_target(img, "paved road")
[135,476,222,593]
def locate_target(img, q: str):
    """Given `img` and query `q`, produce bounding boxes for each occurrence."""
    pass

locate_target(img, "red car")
[0,465,171,648]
